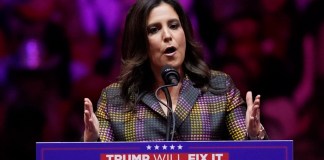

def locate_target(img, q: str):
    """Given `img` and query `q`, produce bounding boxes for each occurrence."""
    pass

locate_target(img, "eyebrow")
[147,18,180,27]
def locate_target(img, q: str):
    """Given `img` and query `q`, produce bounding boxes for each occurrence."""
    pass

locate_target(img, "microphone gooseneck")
[154,65,179,141]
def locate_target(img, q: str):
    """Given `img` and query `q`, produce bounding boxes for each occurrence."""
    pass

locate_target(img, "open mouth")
[164,46,176,54]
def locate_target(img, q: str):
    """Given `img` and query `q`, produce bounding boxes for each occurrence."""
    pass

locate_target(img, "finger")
[84,98,94,130]
[247,117,259,137]
[252,95,261,118]
[249,106,260,125]
[246,91,253,111]
[84,98,94,113]
[84,110,92,130]
[250,108,260,122]
[84,98,91,119]
[254,95,261,106]
[248,115,257,126]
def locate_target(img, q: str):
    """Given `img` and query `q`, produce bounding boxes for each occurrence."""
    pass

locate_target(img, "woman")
[83,0,267,142]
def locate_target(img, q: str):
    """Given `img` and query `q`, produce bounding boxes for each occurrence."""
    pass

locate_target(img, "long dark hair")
[119,0,210,107]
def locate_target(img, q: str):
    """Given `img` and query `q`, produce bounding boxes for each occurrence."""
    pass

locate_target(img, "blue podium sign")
[36,141,293,160]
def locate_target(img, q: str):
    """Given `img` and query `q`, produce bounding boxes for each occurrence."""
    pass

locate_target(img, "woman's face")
[146,2,186,74]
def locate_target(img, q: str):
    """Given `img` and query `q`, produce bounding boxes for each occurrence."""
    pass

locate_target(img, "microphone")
[161,65,180,85]
[157,65,179,141]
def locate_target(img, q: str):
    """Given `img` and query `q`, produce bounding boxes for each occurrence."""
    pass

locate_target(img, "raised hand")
[245,91,262,138]
[83,98,99,142]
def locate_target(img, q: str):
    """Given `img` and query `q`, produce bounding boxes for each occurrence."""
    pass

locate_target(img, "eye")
[169,21,180,30]
[147,26,159,34]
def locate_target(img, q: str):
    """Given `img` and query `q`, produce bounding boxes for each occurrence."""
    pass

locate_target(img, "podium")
[36,140,293,160]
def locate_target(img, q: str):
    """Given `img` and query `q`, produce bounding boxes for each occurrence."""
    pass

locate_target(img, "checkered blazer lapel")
[141,92,167,118]
[140,78,201,129]
[174,78,200,128]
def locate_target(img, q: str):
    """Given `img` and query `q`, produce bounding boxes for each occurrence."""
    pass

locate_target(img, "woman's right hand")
[83,98,99,141]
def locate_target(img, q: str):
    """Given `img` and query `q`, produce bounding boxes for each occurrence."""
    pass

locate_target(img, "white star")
[162,145,168,150]
[170,144,175,150]
[146,145,152,150]
[177,144,183,150]
[154,145,160,150]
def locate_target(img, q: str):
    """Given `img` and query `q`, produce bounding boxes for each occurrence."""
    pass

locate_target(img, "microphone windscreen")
[161,65,179,85]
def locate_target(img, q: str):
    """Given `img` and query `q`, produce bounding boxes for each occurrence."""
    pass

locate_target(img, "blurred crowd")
[0,0,323,159]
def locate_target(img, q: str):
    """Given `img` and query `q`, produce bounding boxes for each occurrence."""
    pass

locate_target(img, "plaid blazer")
[96,70,249,141]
